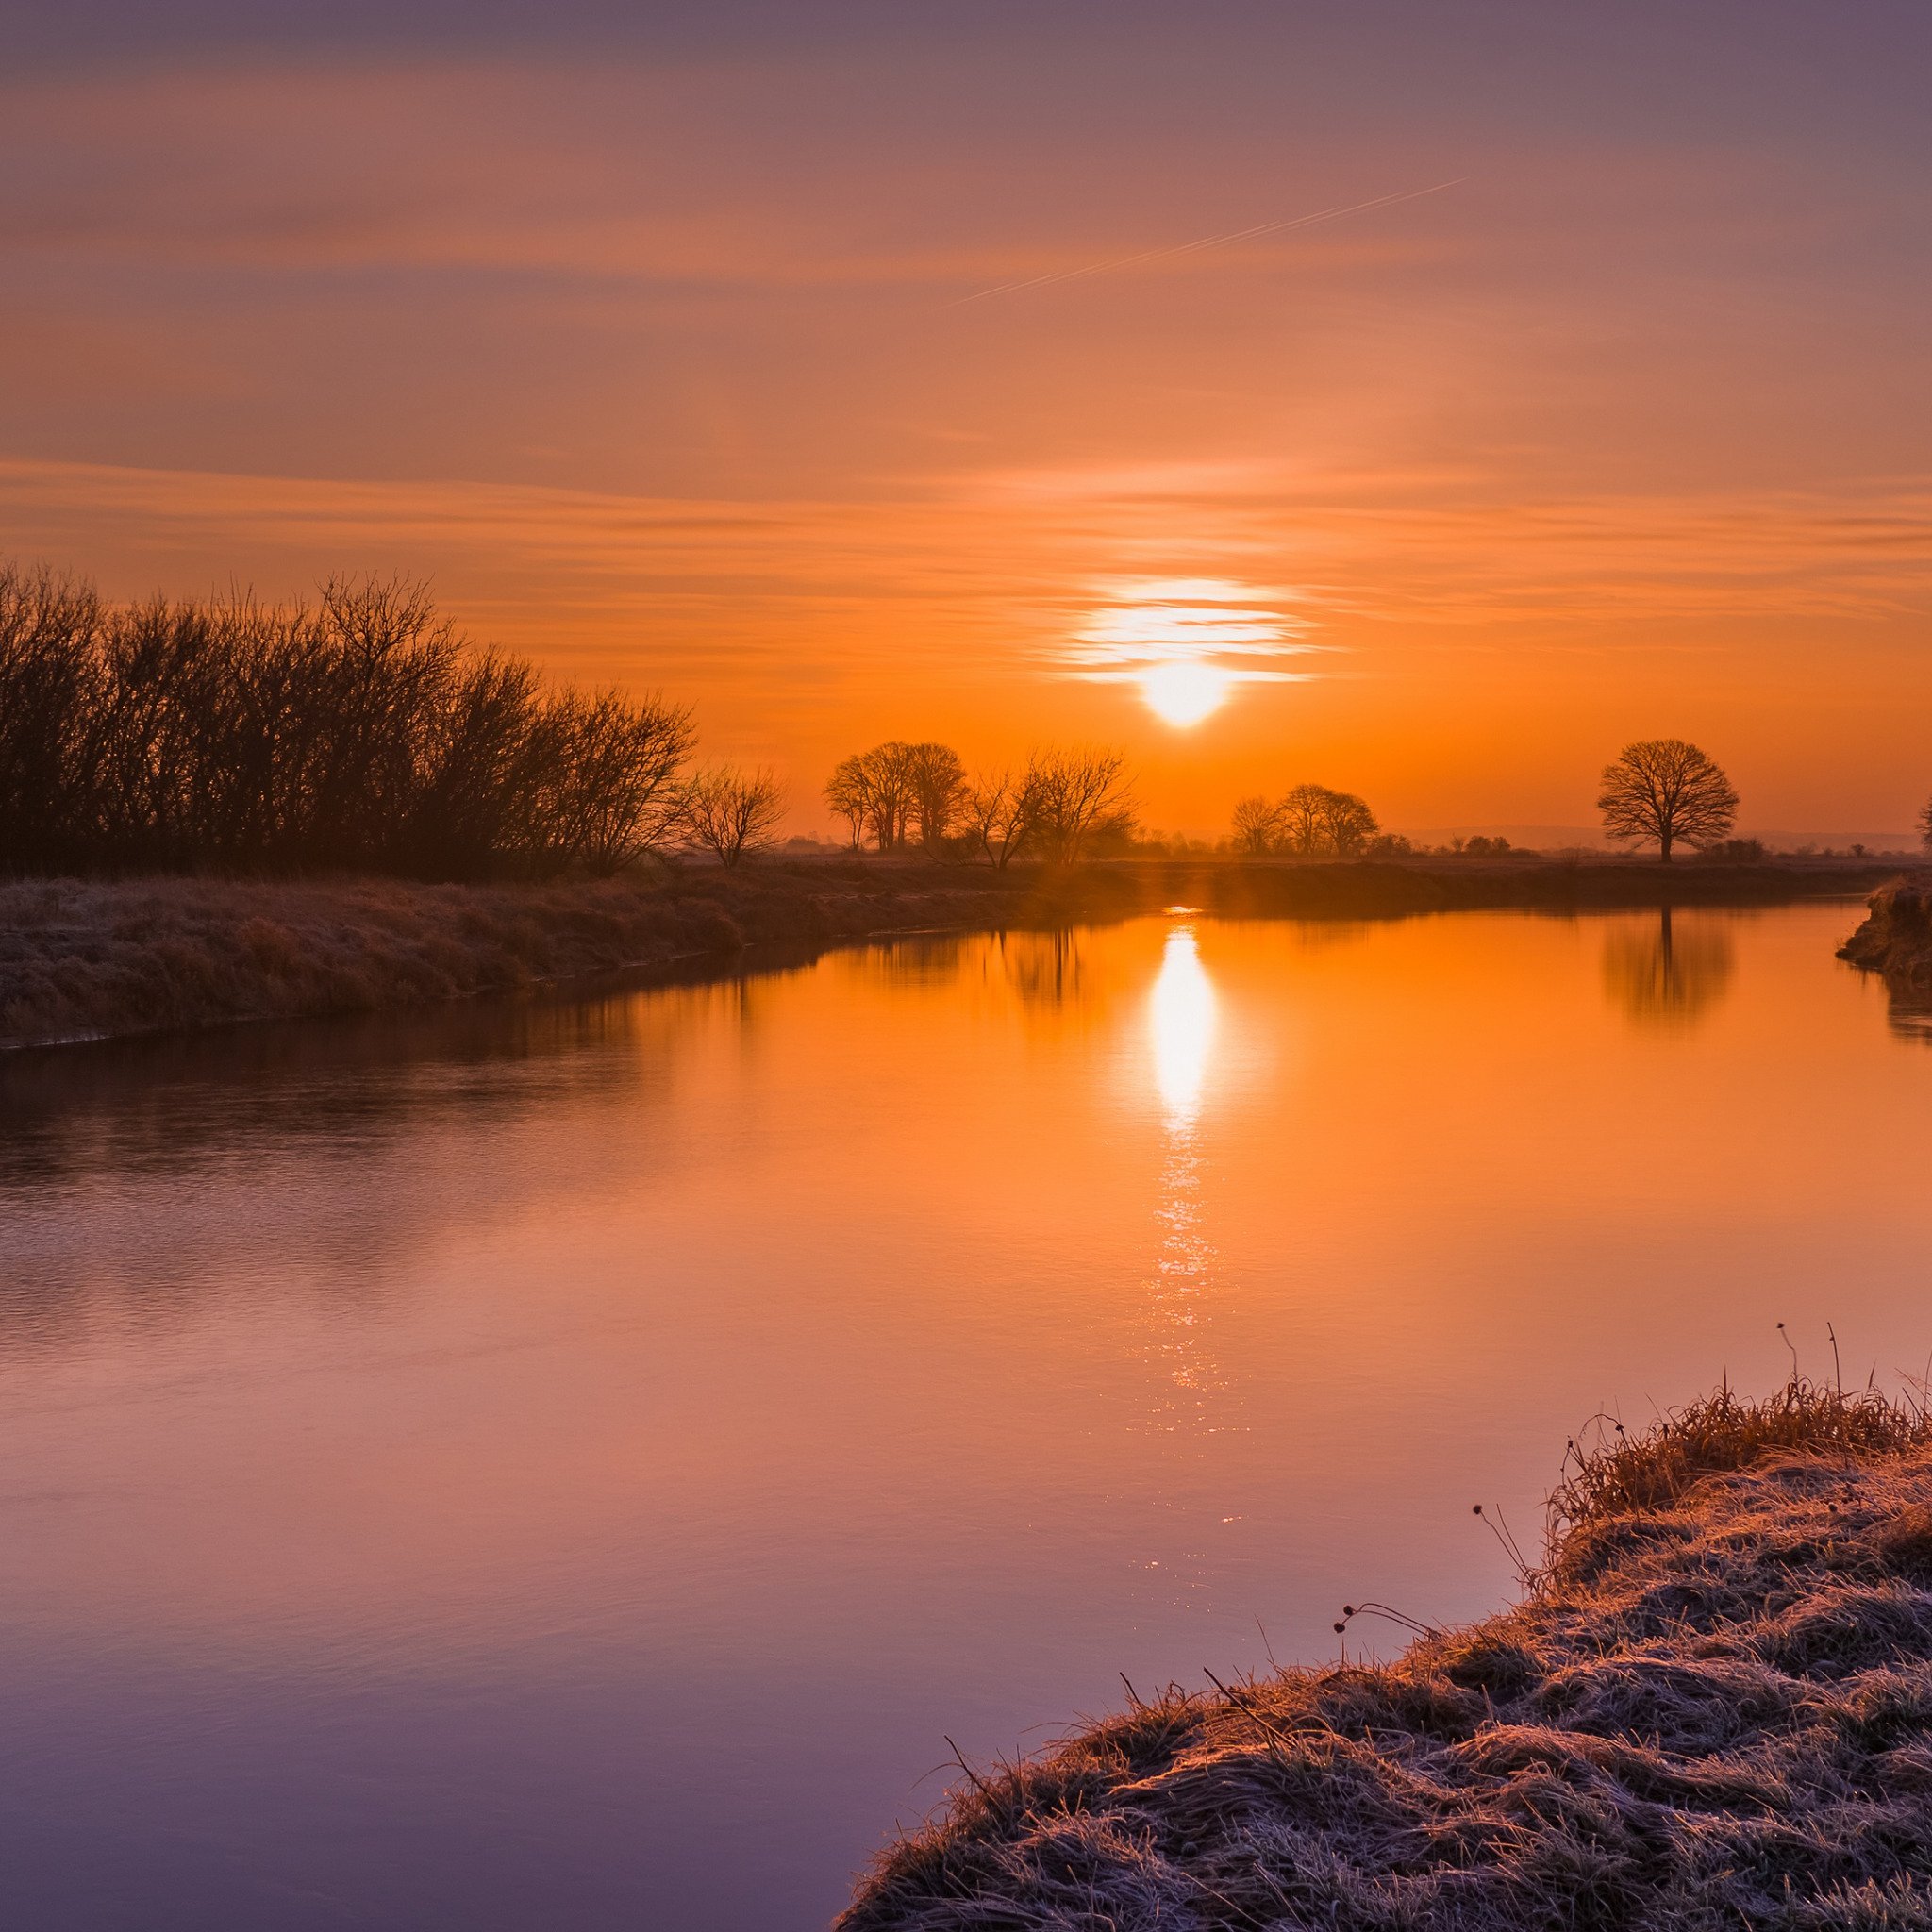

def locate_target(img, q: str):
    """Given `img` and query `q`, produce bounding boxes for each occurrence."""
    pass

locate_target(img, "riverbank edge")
[1837,872,1932,991]
[841,1382,1932,1930]
[0,857,1902,1052]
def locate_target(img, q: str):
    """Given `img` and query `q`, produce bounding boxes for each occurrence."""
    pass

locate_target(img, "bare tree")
[905,741,967,850]
[824,754,873,850]
[1316,788,1379,856]
[0,564,704,881]
[1597,739,1738,862]
[824,740,968,853]
[1024,748,1136,862]
[963,769,1040,869]
[827,741,916,850]
[1918,794,1932,852]
[680,765,785,868]
[0,564,100,874]
[1277,782,1333,856]
[1235,783,1380,859]
[1230,794,1285,854]
[535,689,695,876]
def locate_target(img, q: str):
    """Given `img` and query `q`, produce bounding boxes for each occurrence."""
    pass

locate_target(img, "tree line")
[0,566,783,878]
[824,741,1136,867]
[1221,741,1755,863]
[1228,784,1380,857]
[0,566,1845,880]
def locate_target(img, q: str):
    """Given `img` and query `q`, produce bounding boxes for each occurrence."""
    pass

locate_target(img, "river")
[0,902,1924,1928]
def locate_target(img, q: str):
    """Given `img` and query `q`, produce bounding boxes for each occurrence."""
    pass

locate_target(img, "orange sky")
[4,4,1931,836]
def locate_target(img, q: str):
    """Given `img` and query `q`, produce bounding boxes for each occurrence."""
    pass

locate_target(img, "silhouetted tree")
[680,766,785,868]
[1025,748,1136,862]
[963,769,1040,869]
[1918,795,1932,852]
[0,566,101,873]
[1254,783,1379,858]
[906,741,967,849]
[824,755,873,849]
[1597,739,1738,863]
[831,741,917,850]
[1316,788,1379,856]
[536,688,694,876]
[0,564,696,880]
[1277,783,1335,855]
[408,653,551,878]
[1230,794,1285,854]
[826,740,970,853]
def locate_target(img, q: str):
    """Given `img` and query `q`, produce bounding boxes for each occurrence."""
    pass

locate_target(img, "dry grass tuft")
[1549,1377,1932,1545]
[841,1382,1932,1931]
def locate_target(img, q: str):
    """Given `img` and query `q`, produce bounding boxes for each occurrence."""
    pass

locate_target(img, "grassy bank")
[0,855,1899,1052]
[1838,874,1932,991]
[1184,854,1906,919]
[842,1382,1932,1931]
[0,863,1140,1051]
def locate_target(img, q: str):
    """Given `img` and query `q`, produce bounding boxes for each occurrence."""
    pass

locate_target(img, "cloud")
[7,453,1932,673]
[1067,577,1314,689]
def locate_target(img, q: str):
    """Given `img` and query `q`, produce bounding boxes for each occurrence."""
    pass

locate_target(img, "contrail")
[945,178,1465,308]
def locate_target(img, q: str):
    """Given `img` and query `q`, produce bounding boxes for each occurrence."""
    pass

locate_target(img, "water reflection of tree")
[995,928,1085,1008]
[1601,907,1735,1028]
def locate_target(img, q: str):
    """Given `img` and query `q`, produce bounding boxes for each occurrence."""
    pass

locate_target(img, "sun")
[1072,577,1303,727]
[1140,659,1233,728]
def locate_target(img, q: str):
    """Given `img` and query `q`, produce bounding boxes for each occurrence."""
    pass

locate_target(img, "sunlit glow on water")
[1149,925,1218,1123]
[0,905,1928,1928]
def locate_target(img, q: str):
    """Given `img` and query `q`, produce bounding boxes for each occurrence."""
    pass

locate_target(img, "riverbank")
[841,1382,1932,1930]
[0,864,1137,1051]
[1838,873,1932,991]
[1192,854,1902,919]
[0,856,1901,1051]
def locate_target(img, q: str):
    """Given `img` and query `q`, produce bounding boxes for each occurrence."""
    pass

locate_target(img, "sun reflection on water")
[1138,924,1241,1463]
[1150,926,1217,1125]
[1134,923,1243,1609]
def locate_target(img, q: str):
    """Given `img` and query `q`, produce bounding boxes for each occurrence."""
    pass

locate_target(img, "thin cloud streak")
[946,180,1466,307]
[8,455,1932,648]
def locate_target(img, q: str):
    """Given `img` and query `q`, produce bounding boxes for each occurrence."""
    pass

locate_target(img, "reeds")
[1548,1374,1932,1541]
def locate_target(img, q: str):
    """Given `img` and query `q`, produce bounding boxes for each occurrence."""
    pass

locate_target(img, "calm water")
[1,902,1926,1929]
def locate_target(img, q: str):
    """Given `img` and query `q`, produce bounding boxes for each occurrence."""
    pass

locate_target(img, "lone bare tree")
[680,765,784,868]
[1597,739,1738,862]
[1918,793,1932,852]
